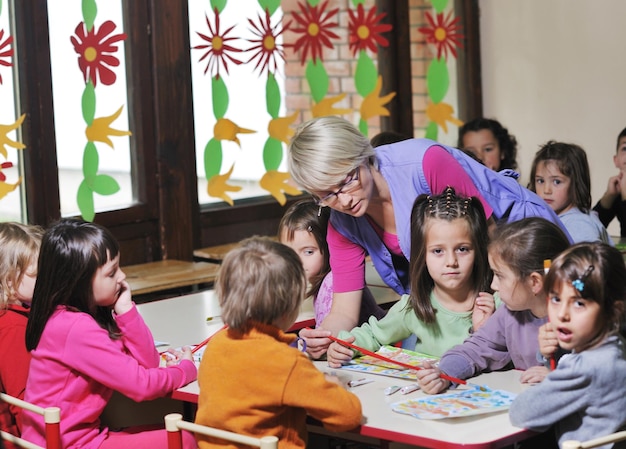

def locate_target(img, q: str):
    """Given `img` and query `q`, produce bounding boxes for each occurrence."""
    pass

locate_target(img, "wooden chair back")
[562,430,626,449]
[0,393,61,449]
[164,413,278,449]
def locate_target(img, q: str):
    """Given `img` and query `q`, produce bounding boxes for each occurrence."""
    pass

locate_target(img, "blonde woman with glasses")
[288,116,571,359]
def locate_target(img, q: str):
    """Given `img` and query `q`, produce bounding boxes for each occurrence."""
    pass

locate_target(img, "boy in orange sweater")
[195,237,362,449]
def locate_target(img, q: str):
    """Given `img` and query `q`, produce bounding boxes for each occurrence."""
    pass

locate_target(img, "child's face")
[548,281,603,353]
[280,229,324,282]
[533,160,573,215]
[488,253,534,311]
[14,262,37,305]
[461,129,503,171]
[613,136,626,171]
[424,218,475,295]
[92,252,126,308]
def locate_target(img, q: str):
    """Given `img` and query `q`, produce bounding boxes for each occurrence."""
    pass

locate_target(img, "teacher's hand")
[299,327,332,359]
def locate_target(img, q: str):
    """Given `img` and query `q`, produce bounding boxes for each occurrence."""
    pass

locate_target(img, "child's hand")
[162,346,193,367]
[415,362,450,395]
[113,280,133,315]
[520,365,549,384]
[538,322,559,359]
[471,292,496,332]
[299,327,332,359]
[326,336,357,368]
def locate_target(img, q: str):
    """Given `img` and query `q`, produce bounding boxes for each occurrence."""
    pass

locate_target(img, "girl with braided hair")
[327,187,497,366]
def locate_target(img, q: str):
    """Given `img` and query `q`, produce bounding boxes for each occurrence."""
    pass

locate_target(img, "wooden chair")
[562,430,626,449]
[164,413,278,449]
[0,392,61,449]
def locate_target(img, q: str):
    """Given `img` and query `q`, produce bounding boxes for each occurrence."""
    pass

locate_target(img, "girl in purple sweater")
[22,219,197,449]
[416,217,571,394]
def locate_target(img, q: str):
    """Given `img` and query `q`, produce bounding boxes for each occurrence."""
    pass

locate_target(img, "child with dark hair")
[458,117,518,171]
[529,140,612,244]
[327,187,496,366]
[510,242,626,448]
[416,218,571,394]
[593,126,626,236]
[22,219,197,449]
[278,198,385,330]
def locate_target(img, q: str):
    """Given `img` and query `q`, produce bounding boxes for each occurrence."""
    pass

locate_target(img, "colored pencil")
[543,259,557,370]
[192,323,228,354]
[328,335,479,388]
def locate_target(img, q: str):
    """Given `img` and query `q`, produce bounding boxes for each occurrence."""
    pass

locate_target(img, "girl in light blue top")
[530,140,613,245]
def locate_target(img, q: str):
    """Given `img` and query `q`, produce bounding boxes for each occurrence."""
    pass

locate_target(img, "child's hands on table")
[326,335,357,368]
[415,362,450,395]
[520,365,549,384]
[162,346,193,367]
[299,327,332,359]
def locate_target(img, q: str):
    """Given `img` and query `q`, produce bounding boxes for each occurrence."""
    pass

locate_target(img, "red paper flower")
[71,20,127,86]
[0,29,14,85]
[193,9,244,79]
[418,10,464,60]
[246,9,289,75]
[347,3,392,56]
[0,161,13,182]
[291,0,340,65]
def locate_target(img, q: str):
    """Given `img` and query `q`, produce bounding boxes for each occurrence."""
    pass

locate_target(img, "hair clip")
[572,265,594,292]
[461,198,470,216]
[317,206,322,217]
[307,225,313,232]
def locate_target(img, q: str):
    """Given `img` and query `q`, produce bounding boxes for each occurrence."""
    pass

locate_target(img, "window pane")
[189,1,287,205]
[47,0,133,218]
[0,2,24,222]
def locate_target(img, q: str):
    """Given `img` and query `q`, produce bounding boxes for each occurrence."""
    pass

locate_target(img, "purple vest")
[330,138,570,294]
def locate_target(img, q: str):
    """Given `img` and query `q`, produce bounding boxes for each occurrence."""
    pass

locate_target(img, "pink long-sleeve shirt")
[22,304,196,449]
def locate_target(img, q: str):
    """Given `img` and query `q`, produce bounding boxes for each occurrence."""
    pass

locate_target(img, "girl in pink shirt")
[22,219,197,449]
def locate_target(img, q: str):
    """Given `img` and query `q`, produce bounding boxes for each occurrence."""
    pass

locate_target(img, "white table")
[136,289,316,350]
[137,289,534,448]
[169,360,535,449]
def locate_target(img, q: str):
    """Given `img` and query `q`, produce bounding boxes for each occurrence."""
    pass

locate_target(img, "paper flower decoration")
[71,20,127,87]
[0,114,26,158]
[267,112,298,144]
[0,28,13,85]
[360,75,396,120]
[426,101,462,133]
[193,9,243,79]
[259,170,302,206]
[207,164,242,206]
[418,10,464,61]
[213,118,255,146]
[246,9,289,75]
[291,0,340,65]
[312,93,351,118]
[85,106,132,148]
[347,3,392,56]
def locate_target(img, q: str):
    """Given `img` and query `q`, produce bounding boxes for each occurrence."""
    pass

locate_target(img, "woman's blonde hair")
[0,222,44,309]
[216,236,307,332]
[288,116,375,193]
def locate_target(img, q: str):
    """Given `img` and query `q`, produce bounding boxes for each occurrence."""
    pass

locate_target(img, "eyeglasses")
[315,166,361,207]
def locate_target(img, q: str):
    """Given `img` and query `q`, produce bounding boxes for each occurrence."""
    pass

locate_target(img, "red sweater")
[0,304,30,447]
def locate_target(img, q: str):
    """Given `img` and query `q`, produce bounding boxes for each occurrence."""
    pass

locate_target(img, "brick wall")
[281,0,434,139]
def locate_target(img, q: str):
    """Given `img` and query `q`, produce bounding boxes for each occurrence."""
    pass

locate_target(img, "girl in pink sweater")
[22,219,197,449]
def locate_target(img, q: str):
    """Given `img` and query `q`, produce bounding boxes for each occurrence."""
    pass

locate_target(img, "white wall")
[479,0,626,235]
